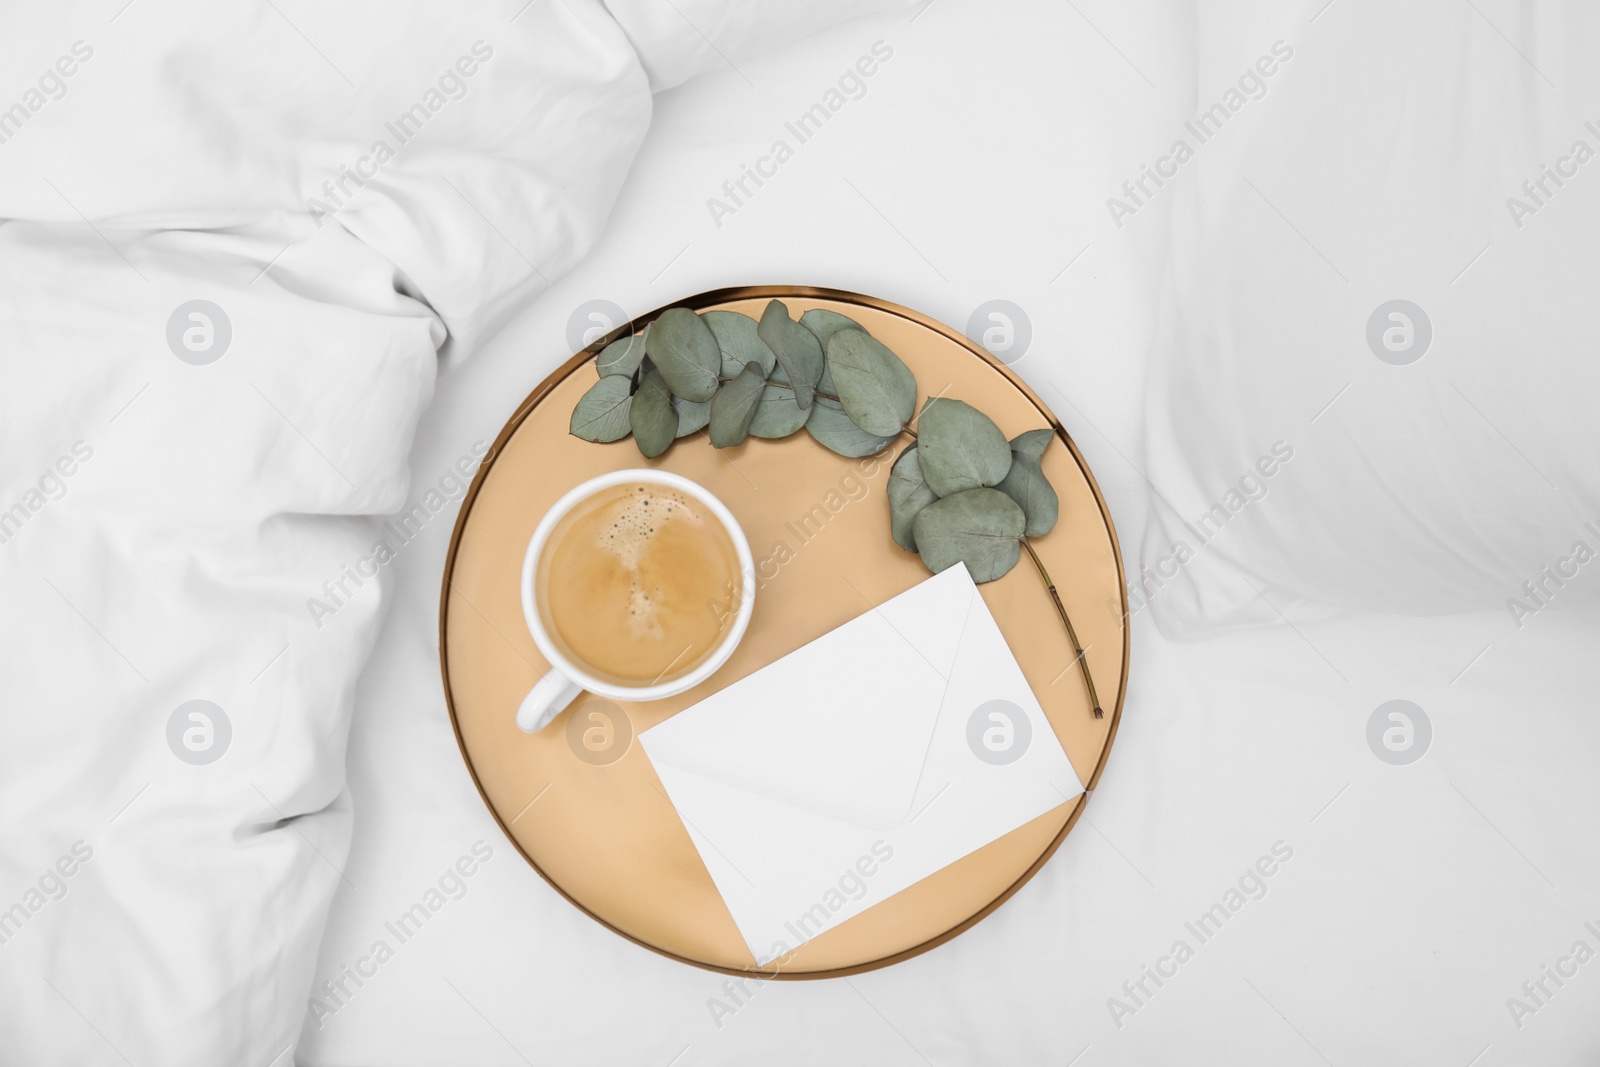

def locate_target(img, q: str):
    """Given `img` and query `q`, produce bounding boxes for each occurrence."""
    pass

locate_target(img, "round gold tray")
[440,286,1128,978]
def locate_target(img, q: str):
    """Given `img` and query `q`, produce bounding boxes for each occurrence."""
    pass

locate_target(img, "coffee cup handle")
[516,670,584,733]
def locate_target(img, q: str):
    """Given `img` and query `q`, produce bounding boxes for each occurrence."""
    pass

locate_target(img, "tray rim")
[437,284,1130,979]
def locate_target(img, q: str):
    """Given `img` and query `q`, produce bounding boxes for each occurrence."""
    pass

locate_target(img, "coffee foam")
[596,485,701,637]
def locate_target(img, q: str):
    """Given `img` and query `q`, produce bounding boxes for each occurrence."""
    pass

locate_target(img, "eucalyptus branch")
[575,300,1106,720]
[721,378,850,410]
[1021,538,1104,719]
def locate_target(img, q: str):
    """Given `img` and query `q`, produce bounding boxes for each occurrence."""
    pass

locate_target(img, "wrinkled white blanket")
[0,2,898,1063]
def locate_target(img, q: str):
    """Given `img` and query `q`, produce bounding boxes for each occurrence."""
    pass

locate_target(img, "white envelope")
[639,564,1084,965]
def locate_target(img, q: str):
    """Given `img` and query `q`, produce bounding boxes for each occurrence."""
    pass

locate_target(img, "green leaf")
[645,308,720,402]
[887,445,938,551]
[915,397,1012,496]
[996,452,1058,536]
[800,308,866,348]
[748,383,810,439]
[797,308,865,400]
[826,330,917,436]
[595,333,646,378]
[704,311,777,378]
[769,359,836,397]
[771,308,846,397]
[757,300,823,409]
[709,361,765,448]
[997,429,1058,535]
[805,398,896,458]
[629,369,677,458]
[912,487,1026,582]
[672,394,711,438]
[1011,428,1054,464]
[569,375,634,443]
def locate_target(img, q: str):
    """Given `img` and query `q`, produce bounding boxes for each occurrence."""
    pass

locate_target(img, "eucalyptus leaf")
[817,358,836,399]
[826,329,917,437]
[709,361,765,448]
[887,445,938,552]
[777,309,845,396]
[704,311,777,378]
[632,354,653,390]
[805,398,896,458]
[748,383,810,439]
[595,333,646,378]
[569,375,634,443]
[645,308,720,402]
[1010,427,1054,464]
[672,394,711,438]
[769,359,836,398]
[996,452,1058,536]
[799,308,866,348]
[629,369,677,458]
[757,300,824,409]
[769,311,840,396]
[912,487,1026,582]
[915,397,1013,496]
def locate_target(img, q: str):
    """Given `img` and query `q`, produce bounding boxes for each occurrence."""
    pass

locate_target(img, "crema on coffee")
[536,482,740,687]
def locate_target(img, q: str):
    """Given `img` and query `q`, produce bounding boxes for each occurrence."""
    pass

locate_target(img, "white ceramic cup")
[516,469,756,733]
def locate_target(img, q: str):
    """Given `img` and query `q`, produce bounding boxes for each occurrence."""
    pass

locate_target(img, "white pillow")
[1138,6,1600,634]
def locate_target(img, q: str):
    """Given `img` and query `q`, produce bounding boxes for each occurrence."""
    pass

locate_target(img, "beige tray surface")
[441,286,1128,978]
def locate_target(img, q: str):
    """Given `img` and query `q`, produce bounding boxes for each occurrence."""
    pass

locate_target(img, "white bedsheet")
[306,1,1600,1065]
[318,594,1600,1064]
[4,0,1596,1064]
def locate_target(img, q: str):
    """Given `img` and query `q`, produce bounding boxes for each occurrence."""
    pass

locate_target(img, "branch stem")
[1021,538,1104,719]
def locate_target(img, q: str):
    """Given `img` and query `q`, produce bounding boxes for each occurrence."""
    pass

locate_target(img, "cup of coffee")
[516,469,756,733]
